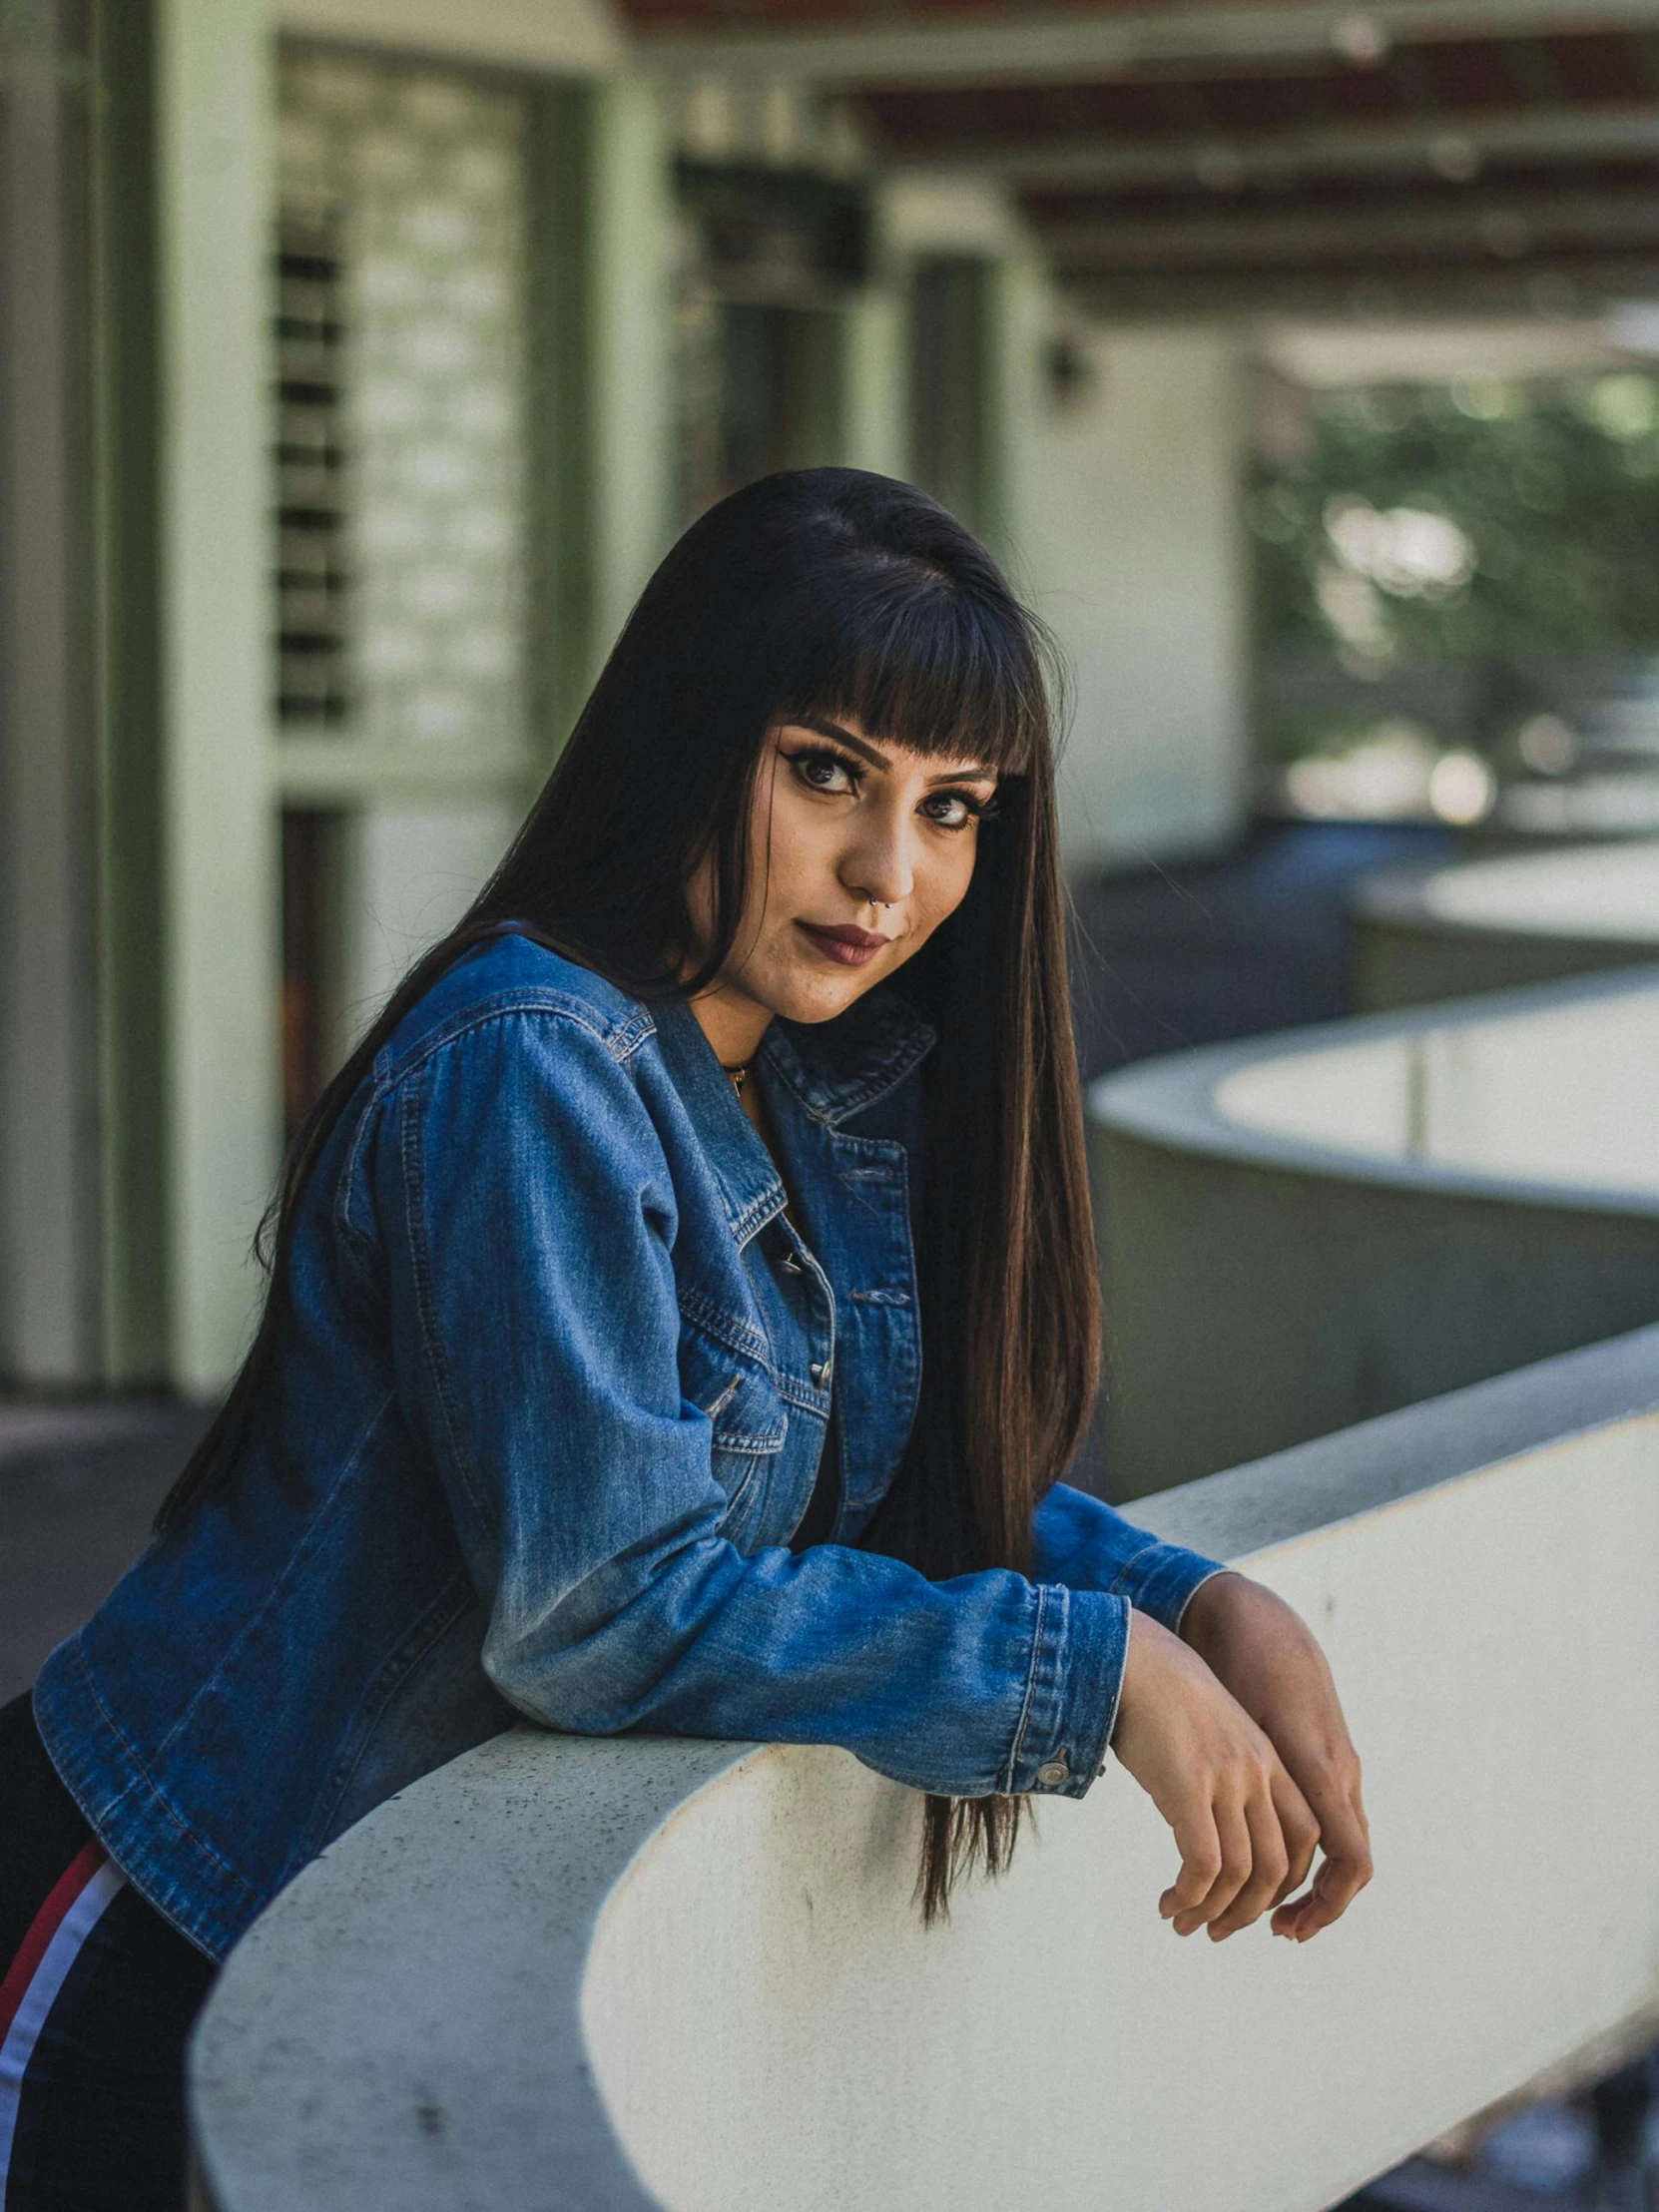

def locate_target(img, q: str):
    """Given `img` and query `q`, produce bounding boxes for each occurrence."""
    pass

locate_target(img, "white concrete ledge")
[1352,841,1659,1012]
[1089,966,1659,1495]
[191,1326,1659,2212]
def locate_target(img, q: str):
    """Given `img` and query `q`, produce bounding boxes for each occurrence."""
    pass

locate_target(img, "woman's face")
[690,716,999,1047]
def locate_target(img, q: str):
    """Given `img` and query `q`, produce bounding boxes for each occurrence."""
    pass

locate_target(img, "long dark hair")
[158,469,1101,1919]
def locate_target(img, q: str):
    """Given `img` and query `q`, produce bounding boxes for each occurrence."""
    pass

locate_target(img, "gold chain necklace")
[723,1062,749,1096]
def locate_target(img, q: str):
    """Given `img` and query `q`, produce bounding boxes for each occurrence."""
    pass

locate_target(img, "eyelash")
[784,747,997,830]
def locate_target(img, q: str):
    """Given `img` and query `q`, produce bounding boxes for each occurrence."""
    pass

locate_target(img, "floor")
[0,1398,211,1703]
[1067,818,1452,1084]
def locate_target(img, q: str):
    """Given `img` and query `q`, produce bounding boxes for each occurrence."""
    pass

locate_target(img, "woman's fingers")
[1176,1572,1374,1944]
[1207,1771,1301,1938]
[1159,1802,1223,1928]
[1271,1774,1374,1940]
[1269,1767,1321,1908]
[1173,1794,1255,1935]
[1114,1609,1364,1942]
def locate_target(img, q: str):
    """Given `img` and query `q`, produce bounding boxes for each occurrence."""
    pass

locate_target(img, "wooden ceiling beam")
[1064,252,1659,316]
[880,100,1659,188]
[636,0,1659,91]
[1039,189,1659,268]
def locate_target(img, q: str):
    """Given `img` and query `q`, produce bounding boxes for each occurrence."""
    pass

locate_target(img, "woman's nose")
[839,822,915,909]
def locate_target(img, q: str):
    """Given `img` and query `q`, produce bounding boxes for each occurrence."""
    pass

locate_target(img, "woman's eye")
[922,791,984,830]
[790,750,858,795]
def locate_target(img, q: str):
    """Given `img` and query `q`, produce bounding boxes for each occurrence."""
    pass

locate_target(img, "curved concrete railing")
[1353,837,1659,1011]
[190,1326,1659,2212]
[1089,966,1659,1497]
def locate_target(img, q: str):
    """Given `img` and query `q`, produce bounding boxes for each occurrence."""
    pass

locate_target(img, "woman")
[0,470,1370,2207]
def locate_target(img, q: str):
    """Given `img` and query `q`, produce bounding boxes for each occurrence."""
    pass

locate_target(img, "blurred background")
[5,2,1659,2201]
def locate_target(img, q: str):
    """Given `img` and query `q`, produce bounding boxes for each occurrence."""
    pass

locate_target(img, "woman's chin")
[762,961,885,1027]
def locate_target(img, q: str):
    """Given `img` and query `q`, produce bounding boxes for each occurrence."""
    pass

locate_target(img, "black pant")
[0,1696,215,2210]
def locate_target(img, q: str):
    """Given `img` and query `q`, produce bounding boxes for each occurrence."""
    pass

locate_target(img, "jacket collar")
[761,987,936,1129]
[649,989,936,1245]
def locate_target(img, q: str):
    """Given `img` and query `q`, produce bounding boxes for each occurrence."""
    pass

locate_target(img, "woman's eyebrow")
[791,715,890,768]
[789,716,996,784]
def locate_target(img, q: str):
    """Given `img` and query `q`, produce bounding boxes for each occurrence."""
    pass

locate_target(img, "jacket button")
[1036,1756,1069,1788]
[811,1361,830,1385]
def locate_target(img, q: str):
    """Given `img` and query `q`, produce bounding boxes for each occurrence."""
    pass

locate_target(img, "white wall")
[585,1411,1659,2211]
[1216,975,1659,1197]
[869,182,1252,876]
[1019,325,1251,875]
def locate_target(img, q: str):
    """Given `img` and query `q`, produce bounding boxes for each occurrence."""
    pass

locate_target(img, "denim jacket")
[35,932,1220,1960]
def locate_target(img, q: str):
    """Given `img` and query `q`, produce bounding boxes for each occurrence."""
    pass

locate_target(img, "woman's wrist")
[1175,1567,1246,1652]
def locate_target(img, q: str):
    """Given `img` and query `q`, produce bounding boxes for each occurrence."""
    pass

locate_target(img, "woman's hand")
[1111,1611,1321,1941]
[1178,1571,1373,1941]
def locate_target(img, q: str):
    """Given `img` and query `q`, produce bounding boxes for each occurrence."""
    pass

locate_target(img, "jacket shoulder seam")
[372,994,656,1103]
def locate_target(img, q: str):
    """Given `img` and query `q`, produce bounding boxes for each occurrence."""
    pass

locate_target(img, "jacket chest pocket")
[679,1329,789,1526]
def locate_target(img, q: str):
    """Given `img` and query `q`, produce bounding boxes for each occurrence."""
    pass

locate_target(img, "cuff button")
[1036,1756,1070,1788]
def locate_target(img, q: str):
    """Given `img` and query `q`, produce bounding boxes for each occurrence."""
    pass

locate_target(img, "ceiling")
[626,2,1659,320]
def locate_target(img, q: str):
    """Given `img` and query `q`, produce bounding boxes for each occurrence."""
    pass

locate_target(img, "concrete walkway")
[0,1398,211,1702]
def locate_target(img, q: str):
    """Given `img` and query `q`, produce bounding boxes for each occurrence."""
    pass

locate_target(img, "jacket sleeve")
[1031,1482,1226,1633]
[376,1007,1128,1801]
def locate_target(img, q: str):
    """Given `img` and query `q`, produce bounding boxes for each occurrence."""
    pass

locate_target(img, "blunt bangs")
[776,553,1050,779]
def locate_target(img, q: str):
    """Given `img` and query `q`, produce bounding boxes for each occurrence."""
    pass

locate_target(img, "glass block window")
[275,212,350,724]
[275,50,528,753]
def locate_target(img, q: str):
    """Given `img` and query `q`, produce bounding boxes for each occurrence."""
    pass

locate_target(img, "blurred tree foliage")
[1252,372,1659,671]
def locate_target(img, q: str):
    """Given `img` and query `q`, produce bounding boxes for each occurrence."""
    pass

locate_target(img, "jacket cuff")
[1001,1584,1131,1801]
[1113,1542,1228,1635]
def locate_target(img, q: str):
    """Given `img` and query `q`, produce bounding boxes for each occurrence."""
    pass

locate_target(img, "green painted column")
[585,78,674,678]
[839,291,907,483]
[529,74,674,741]
[981,252,1046,579]
[155,0,279,1396]
[0,0,100,1385]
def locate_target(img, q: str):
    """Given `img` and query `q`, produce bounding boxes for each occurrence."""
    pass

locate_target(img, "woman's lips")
[796,920,893,967]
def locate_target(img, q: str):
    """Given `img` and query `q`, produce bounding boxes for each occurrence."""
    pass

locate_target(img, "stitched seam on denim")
[154,1390,403,1767]
[701,1360,788,1444]
[371,995,656,1108]
[400,1071,498,1540]
[715,1427,787,1517]
[714,1430,786,1455]
[701,1375,742,1419]
[1107,1538,1173,1599]
[730,1187,790,1247]
[1089,1595,1132,1774]
[831,1137,911,1248]
[334,1094,385,1281]
[774,1378,829,1415]
[1003,1581,1051,1793]
[850,1137,920,1497]
[677,1286,774,1370]
[676,1294,822,1412]
[289,1568,480,1879]
[376,992,620,1091]
[61,1641,262,1907]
